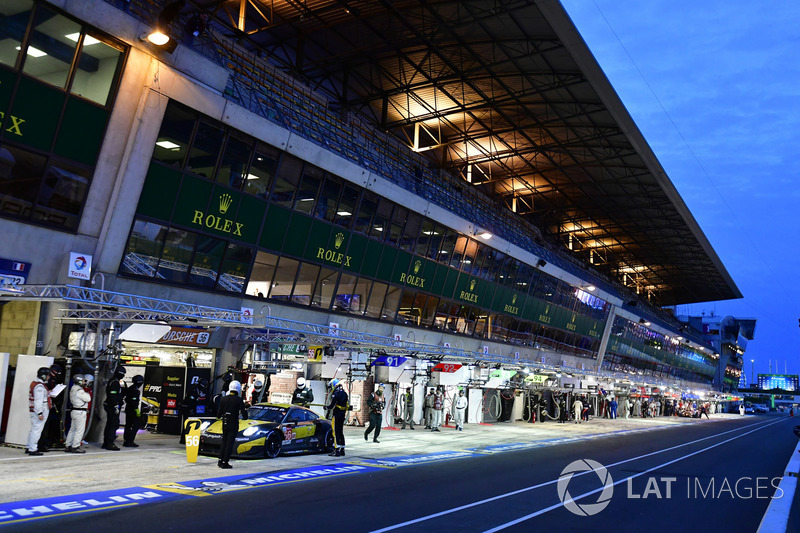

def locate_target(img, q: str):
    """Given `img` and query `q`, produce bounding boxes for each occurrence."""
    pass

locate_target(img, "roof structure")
[190,0,741,306]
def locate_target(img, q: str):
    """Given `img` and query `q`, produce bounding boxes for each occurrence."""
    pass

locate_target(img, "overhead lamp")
[638,318,651,326]
[581,284,596,292]
[474,228,492,240]
[142,0,185,54]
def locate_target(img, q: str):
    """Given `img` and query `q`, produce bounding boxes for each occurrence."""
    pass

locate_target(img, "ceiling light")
[155,140,180,150]
[147,31,170,46]
[336,211,352,216]
[66,33,101,45]
[18,46,47,57]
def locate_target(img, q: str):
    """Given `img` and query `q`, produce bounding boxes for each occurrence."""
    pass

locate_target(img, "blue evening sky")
[560,1,800,380]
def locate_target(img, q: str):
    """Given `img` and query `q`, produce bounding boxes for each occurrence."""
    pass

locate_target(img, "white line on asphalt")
[483,418,786,532]
[370,418,784,533]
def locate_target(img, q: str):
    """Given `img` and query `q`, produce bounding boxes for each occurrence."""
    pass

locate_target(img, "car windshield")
[247,405,287,422]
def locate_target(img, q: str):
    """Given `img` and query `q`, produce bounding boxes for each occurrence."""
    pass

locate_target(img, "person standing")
[573,397,583,424]
[123,375,144,447]
[453,389,468,431]
[401,387,415,430]
[364,387,385,443]
[327,378,349,457]
[39,364,64,451]
[292,377,314,407]
[739,403,745,416]
[65,375,91,453]
[431,386,444,432]
[424,388,435,429]
[609,397,618,420]
[102,366,126,450]
[217,380,247,469]
[26,367,52,456]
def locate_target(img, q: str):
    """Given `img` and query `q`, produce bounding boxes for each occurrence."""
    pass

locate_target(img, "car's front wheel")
[264,432,282,458]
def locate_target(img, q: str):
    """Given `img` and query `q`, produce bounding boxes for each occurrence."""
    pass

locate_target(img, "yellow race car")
[199,403,334,459]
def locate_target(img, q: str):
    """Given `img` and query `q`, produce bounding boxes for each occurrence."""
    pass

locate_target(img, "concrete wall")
[0,302,41,367]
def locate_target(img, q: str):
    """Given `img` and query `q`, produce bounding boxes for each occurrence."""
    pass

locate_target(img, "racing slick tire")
[264,432,282,459]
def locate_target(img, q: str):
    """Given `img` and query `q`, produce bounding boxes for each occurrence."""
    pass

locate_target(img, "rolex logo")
[219,194,232,214]
[414,260,421,274]
[334,232,345,249]
[571,314,577,323]
[544,304,550,314]
[512,294,518,305]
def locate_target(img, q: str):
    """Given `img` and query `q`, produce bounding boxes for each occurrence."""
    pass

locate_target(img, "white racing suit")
[66,384,91,449]
[454,395,468,430]
[27,379,51,452]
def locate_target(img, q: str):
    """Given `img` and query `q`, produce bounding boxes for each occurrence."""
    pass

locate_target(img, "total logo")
[73,256,87,271]
[67,252,92,281]
[557,459,614,516]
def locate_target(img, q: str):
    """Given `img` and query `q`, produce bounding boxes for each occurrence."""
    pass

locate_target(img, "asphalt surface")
[1,413,798,531]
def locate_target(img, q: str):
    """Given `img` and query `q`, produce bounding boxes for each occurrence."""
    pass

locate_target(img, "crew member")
[217,380,247,469]
[65,375,91,453]
[212,372,234,416]
[123,375,144,447]
[326,378,348,457]
[292,377,314,407]
[453,389,468,431]
[431,386,443,432]
[39,364,64,451]
[401,387,415,430]
[424,388,435,429]
[364,387,385,443]
[26,367,51,456]
[251,379,264,405]
[609,397,618,420]
[102,366,126,450]
[573,397,583,424]
[180,378,210,444]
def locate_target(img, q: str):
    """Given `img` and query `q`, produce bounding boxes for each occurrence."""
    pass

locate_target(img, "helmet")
[228,380,242,395]
[329,378,340,389]
[222,372,233,383]
[49,364,63,377]
[459,389,465,395]
[37,367,50,381]
[296,377,306,388]
[73,375,85,387]
[253,379,264,391]
[83,374,94,386]
[197,378,209,394]
[132,375,144,386]
[113,366,126,380]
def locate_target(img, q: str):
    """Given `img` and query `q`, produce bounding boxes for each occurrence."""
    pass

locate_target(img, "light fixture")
[65,33,101,45]
[581,284,596,292]
[17,46,47,58]
[536,259,547,268]
[474,228,492,240]
[638,318,650,326]
[156,140,181,150]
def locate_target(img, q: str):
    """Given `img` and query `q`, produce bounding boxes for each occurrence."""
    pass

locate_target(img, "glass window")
[31,160,90,230]
[450,236,469,269]
[353,191,377,235]
[396,289,420,326]
[217,243,252,293]
[381,285,402,321]
[436,229,457,264]
[188,235,225,288]
[294,166,323,214]
[22,5,80,89]
[315,175,341,222]
[244,144,279,198]
[0,1,32,68]
[350,278,373,316]
[399,211,421,252]
[186,119,224,180]
[70,33,124,106]
[416,219,436,257]
[156,228,196,283]
[246,251,278,298]
[119,220,167,278]
[387,205,406,245]
[364,281,387,319]
[291,262,320,305]
[217,134,253,189]
[485,250,505,283]
[153,102,196,169]
[0,145,47,219]
[371,197,393,240]
[271,154,303,208]
[270,256,299,301]
[332,273,358,313]
[334,185,359,228]
[312,268,338,310]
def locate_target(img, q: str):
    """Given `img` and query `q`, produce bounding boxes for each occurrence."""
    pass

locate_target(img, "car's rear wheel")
[320,428,334,453]
[264,432,281,458]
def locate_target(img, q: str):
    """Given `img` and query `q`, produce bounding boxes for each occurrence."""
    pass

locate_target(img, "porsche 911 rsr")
[199,403,334,459]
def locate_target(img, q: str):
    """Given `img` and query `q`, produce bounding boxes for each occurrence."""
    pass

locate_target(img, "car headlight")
[243,426,261,437]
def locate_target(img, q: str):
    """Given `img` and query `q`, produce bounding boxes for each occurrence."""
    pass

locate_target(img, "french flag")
[11,262,25,271]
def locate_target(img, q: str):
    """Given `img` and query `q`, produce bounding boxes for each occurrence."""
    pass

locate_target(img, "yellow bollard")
[184,418,202,463]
